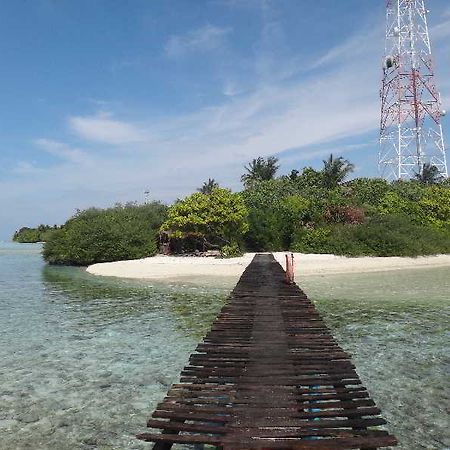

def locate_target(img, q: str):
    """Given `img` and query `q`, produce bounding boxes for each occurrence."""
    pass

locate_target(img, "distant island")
[13,225,61,243]
[13,155,450,265]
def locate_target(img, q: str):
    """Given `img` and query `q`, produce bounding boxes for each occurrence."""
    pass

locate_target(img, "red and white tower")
[379,0,448,180]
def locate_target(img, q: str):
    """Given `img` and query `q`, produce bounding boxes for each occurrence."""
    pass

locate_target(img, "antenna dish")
[384,56,395,69]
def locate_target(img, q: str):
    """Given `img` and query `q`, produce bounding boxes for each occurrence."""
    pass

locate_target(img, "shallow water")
[302,270,450,450]
[0,243,227,450]
[0,243,449,449]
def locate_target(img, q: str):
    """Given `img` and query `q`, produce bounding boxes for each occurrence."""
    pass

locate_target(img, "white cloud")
[56,23,384,175]
[222,80,242,97]
[431,18,450,41]
[279,143,373,169]
[69,114,148,145]
[165,25,232,58]
[12,161,42,175]
[34,138,91,164]
[311,28,381,70]
[58,57,379,176]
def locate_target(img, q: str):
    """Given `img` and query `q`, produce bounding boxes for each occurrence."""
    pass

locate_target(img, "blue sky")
[1,0,450,239]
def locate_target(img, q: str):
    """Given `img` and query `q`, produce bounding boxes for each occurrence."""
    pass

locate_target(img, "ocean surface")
[0,242,448,450]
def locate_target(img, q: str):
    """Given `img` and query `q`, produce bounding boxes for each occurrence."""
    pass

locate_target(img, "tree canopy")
[415,163,443,185]
[241,156,279,187]
[197,178,219,194]
[321,154,355,189]
[13,225,60,243]
[161,188,249,251]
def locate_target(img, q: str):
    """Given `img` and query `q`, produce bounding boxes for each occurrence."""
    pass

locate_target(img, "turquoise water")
[0,243,227,450]
[302,270,450,450]
[0,243,449,449]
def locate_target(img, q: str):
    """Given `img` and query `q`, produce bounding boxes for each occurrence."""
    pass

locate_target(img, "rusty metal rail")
[137,254,397,449]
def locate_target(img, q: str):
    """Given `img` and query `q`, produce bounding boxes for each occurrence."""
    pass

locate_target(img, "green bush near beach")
[43,202,167,265]
[161,188,249,254]
[291,216,450,257]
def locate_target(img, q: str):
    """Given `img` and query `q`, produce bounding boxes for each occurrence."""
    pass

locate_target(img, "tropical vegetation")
[20,153,449,265]
[13,225,60,243]
[241,156,280,187]
[197,178,219,194]
[160,188,248,254]
[43,202,167,265]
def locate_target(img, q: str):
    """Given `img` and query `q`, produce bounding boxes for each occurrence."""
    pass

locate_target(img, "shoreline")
[86,252,450,282]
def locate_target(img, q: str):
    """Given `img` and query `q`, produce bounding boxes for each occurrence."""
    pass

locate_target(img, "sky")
[1,0,450,239]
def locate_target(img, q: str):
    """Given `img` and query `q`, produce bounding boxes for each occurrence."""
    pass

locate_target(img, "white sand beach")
[86,252,450,282]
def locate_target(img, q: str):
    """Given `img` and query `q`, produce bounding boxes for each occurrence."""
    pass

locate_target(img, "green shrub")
[13,227,40,243]
[291,227,334,254]
[418,185,450,228]
[378,191,423,218]
[43,202,167,265]
[220,243,243,258]
[291,215,450,257]
[244,208,285,251]
[161,188,248,250]
[345,178,391,207]
[390,179,426,201]
[352,215,450,256]
[242,179,321,250]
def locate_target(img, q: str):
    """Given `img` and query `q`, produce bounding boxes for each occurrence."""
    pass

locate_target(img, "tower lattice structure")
[379,0,448,180]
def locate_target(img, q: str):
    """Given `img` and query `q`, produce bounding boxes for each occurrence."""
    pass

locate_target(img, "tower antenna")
[379,0,448,179]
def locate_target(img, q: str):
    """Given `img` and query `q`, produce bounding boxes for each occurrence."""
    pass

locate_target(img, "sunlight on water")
[0,243,448,449]
[302,270,450,450]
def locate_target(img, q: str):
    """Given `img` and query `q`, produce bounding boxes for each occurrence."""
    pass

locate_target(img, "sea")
[0,242,448,449]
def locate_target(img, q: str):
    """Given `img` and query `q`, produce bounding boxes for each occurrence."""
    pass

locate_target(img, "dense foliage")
[291,216,450,257]
[43,202,167,265]
[17,152,449,265]
[13,225,60,243]
[161,188,249,253]
[241,172,450,256]
[163,158,449,257]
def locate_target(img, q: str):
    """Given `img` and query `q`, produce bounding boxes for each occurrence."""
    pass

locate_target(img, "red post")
[285,253,294,284]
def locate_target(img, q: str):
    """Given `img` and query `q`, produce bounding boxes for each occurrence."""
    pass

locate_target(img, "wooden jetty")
[137,254,397,449]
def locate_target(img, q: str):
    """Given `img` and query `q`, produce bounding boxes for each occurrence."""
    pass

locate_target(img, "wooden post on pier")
[285,252,294,284]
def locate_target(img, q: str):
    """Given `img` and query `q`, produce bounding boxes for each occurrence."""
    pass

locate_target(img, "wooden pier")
[137,254,397,449]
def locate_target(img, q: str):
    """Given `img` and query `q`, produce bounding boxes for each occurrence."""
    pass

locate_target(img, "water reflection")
[41,265,227,337]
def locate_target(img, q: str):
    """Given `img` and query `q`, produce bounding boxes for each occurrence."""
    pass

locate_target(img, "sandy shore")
[86,252,450,282]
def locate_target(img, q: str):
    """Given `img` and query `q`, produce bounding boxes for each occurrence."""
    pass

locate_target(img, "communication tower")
[379,0,448,179]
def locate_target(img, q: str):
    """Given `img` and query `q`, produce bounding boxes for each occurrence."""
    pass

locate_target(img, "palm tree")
[241,156,279,187]
[198,178,219,194]
[415,163,442,185]
[321,154,355,189]
[288,169,300,180]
